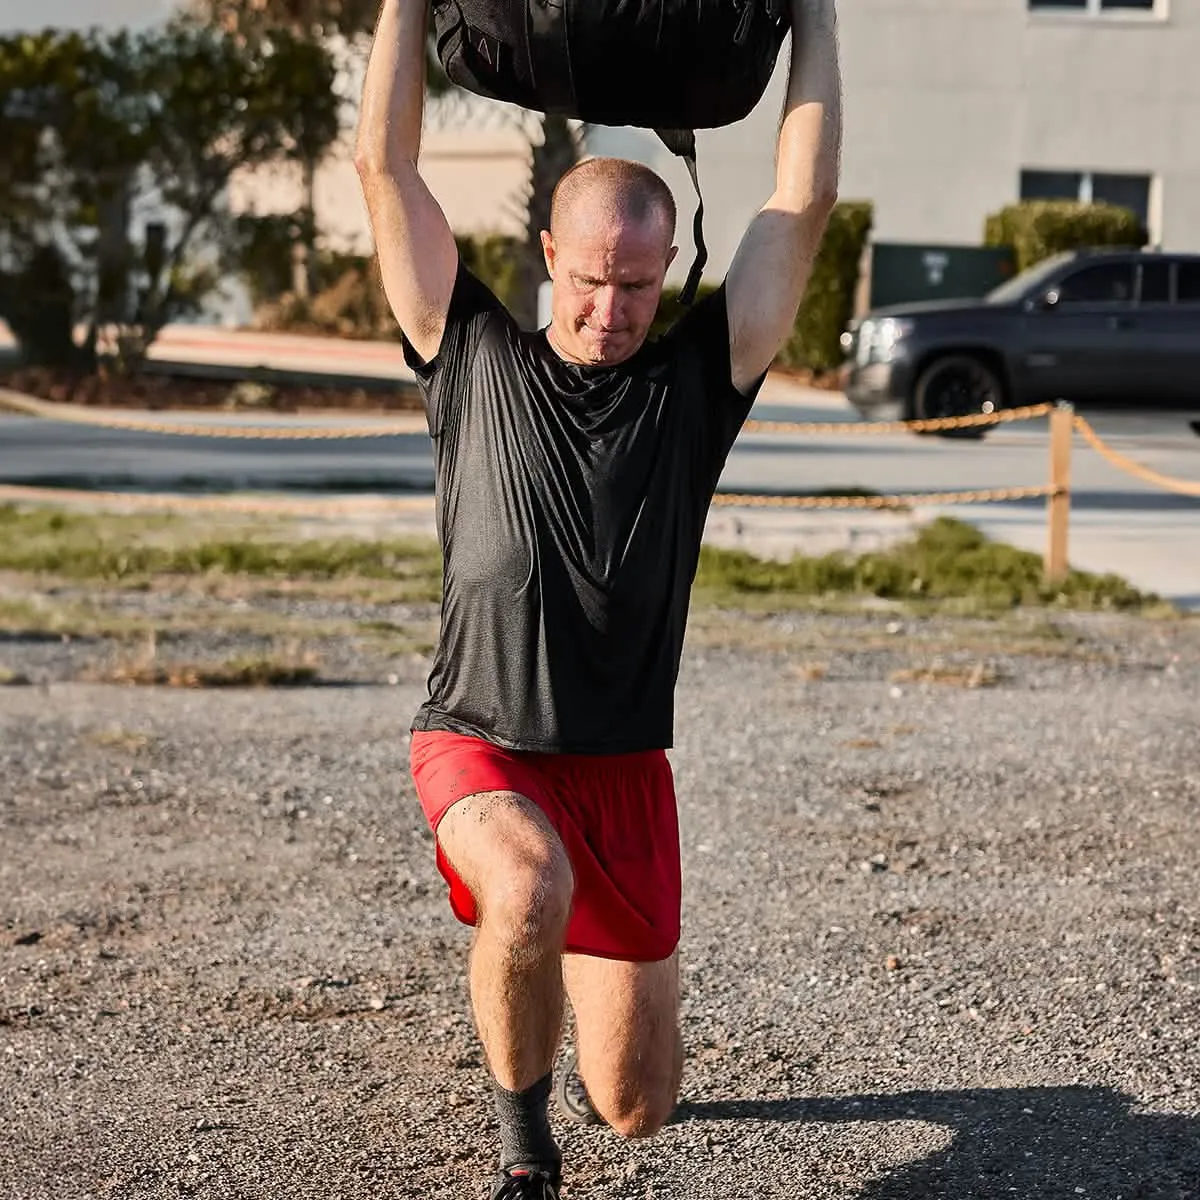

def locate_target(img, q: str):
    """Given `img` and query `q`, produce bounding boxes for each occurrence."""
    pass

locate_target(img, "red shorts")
[409,731,681,962]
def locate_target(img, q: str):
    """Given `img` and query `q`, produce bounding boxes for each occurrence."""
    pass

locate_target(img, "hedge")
[650,200,874,372]
[455,231,522,310]
[780,200,873,373]
[983,200,1147,273]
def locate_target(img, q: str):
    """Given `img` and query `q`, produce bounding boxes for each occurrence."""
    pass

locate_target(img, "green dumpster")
[869,242,1017,309]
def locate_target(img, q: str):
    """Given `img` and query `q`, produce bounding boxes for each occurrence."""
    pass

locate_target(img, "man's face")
[541,214,677,367]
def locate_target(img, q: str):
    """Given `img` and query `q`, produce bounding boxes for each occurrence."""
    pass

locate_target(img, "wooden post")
[1045,400,1074,585]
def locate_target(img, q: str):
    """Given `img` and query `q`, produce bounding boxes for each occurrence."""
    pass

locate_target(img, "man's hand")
[354,0,459,364]
[724,0,842,393]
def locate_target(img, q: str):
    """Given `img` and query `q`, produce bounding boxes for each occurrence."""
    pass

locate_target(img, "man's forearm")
[355,0,428,171]
[775,0,842,212]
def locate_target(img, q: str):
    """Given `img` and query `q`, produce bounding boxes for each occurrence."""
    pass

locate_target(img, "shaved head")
[541,156,679,367]
[550,157,677,245]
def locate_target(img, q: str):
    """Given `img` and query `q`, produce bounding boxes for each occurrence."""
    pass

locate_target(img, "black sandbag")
[430,0,791,302]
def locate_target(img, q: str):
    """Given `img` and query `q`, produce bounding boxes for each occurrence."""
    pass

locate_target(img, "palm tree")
[511,112,583,329]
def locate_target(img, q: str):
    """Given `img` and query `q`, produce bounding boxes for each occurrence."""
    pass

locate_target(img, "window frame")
[1174,261,1200,307]
[1018,168,1158,245]
[1028,0,1167,20]
[1051,260,1139,307]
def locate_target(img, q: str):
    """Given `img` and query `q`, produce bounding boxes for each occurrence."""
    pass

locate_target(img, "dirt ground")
[1,596,1199,1200]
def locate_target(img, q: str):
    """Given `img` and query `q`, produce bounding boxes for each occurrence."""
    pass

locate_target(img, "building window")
[1029,0,1158,13]
[1020,169,1152,232]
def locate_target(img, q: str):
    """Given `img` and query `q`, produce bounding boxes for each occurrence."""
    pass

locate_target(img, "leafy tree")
[198,0,580,330]
[0,24,339,369]
[189,0,453,299]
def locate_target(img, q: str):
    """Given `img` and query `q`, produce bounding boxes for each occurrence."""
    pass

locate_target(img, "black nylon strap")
[655,128,707,305]
[526,0,575,113]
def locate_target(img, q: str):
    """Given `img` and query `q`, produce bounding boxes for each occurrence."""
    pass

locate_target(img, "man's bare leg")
[436,790,573,1172]
[562,951,683,1138]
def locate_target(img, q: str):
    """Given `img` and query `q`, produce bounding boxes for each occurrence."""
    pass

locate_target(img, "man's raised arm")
[354,0,459,364]
[725,0,842,393]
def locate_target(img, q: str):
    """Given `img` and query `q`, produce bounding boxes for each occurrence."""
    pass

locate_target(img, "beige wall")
[230,102,536,255]
[834,0,1199,250]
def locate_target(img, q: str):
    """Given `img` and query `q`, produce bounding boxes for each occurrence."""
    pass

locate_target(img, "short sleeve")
[402,261,504,434]
[661,284,766,474]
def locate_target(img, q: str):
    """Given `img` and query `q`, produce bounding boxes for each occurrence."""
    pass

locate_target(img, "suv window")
[1176,262,1200,303]
[1056,263,1135,304]
[1139,260,1171,304]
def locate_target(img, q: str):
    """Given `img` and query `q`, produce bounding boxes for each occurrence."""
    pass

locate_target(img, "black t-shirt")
[404,263,764,754]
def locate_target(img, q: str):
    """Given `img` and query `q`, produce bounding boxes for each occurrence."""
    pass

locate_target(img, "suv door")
[1020,260,1140,406]
[1148,260,1200,407]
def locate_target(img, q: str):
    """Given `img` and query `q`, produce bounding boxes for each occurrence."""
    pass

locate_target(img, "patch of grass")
[1,506,1163,614]
[0,595,153,639]
[0,664,31,686]
[90,655,320,689]
[790,662,829,682]
[890,661,1002,689]
[0,593,413,642]
[83,631,322,688]
[693,517,1158,613]
[0,504,442,598]
[85,726,157,753]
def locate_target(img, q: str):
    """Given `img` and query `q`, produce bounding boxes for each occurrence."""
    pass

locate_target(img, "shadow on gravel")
[676,1085,1200,1198]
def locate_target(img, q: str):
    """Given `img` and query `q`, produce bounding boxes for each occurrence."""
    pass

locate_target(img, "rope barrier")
[3,385,1197,515]
[0,387,1053,440]
[0,479,1059,516]
[710,484,1057,510]
[0,389,424,440]
[1072,415,1200,499]
[743,403,1054,437]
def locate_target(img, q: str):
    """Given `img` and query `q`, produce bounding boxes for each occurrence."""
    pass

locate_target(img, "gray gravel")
[2,601,1198,1199]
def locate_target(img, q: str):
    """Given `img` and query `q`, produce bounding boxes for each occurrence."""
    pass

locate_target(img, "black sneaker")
[490,1164,561,1200]
[554,1049,604,1127]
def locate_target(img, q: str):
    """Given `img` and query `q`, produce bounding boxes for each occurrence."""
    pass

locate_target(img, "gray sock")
[493,1073,561,1172]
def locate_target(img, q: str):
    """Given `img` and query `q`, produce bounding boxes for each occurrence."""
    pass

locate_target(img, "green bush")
[456,232,522,310]
[694,516,1154,612]
[648,201,872,371]
[234,214,314,308]
[780,200,873,373]
[649,281,720,339]
[983,200,1147,273]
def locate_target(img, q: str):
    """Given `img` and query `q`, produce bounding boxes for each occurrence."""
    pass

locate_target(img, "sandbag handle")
[655,128,707,306]
[526,0,576,113]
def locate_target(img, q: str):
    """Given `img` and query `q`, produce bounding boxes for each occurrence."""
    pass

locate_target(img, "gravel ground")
[2,596,1198,1200]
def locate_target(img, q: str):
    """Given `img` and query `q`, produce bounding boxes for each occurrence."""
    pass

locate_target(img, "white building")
[8,0,1198,296]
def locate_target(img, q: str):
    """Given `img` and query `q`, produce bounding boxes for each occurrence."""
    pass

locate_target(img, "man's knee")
[478,842,574,953]
[595,1082,678,1140]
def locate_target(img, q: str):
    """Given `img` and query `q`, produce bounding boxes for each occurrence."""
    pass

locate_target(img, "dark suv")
[839,248,1200,433]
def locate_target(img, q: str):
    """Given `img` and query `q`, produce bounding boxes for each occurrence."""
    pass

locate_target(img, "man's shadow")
[676,1086,1200,1198]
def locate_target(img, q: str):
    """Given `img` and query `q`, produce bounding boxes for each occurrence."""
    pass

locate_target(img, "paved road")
[2,333,1199,606]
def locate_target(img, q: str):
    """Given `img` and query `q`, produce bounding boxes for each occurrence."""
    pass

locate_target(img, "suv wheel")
[912,355,1005,440]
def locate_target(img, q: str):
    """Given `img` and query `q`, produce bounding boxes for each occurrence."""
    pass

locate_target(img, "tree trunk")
[295,154,318,299]
[0,245,89,370]
[511,113,582,330]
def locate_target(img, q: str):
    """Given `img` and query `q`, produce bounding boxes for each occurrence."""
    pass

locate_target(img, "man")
[355,1,841,1195]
